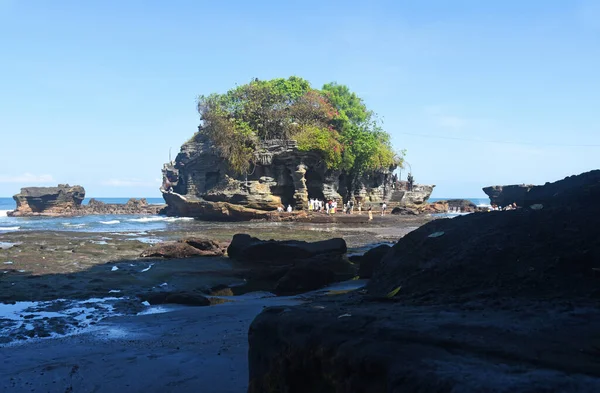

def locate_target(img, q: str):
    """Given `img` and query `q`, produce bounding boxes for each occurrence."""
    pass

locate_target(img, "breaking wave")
[127,216,194,223]
[0,226,20,232]
[100,220,121,225]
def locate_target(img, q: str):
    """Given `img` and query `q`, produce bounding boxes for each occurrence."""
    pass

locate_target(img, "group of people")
[277,198,388,220]
[490,202,518,211]
[276,205,293,213]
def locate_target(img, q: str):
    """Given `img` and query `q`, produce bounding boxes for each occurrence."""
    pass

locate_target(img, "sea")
[0,196,491,234]
[0,197,183,234]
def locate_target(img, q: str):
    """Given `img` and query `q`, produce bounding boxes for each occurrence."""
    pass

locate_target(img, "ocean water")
[0,196,490,234]
[0,197,178,233]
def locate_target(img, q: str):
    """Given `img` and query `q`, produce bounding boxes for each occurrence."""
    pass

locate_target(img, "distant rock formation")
[8,185,165,216]
[10,184,85,216]
[483,170,600,208]
[161,131,434,219]
[482,184,533,207]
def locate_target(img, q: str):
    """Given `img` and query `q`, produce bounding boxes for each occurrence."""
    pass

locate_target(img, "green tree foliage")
[196,76,401,174]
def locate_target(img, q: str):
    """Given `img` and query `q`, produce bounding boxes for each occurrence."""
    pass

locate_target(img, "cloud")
[0,173,55,183]
[101,178,160,187]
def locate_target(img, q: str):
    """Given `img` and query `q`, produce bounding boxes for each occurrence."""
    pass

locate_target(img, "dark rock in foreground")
[140,237,228,258]
[356,244,391,278]
[228,234,347,264]
[229,234,355,294]
[9,185,165,216]
[248,170,600,392]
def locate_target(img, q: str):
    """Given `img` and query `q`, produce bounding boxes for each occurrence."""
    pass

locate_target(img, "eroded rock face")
[161,131,434,219]
[10,184,85,216]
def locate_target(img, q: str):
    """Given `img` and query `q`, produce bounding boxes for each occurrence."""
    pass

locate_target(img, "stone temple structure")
[161,129,434,219]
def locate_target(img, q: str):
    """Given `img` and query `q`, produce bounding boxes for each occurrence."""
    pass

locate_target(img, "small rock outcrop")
[161,132,434,220]
[8,185,165,216]
[247,170,600,392]
[140,237,228,258]
[227,234,347,263]
[10,184,85,216]
[228,235,355,294]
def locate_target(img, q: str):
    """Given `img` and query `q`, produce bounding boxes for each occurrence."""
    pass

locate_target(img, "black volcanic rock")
[248,170,600,392]
[227,234,347,264]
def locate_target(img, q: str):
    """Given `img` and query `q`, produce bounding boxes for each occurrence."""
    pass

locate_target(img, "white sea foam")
[0,210,10,217]
[63,223,87,228]
[0,226,20,232]
[111,266,119,271]
[100,220,120,225]
[128,216,194,223]
[140,263,154,273]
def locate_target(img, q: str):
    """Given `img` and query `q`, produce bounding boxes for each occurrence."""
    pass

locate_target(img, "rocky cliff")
[8,185,164,216]
[161,130,434,219]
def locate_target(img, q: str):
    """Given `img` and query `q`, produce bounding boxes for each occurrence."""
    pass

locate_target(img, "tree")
[196,76,401,175]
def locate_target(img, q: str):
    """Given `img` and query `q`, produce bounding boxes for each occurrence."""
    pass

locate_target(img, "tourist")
[407,173,414,191]
[368,206,373,221]
[349,199,354,214]
[287,204,292,213]
[381,202,387,216]
[357,201,362,214]
[277,205,284,213]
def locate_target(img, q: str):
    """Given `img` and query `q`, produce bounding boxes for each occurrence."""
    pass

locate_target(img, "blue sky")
[0,0,598,198]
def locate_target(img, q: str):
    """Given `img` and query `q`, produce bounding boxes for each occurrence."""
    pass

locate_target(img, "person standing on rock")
[287,205,292,213]
[368,206,373,221]
[381,202,387,216]
[358,201,362,214]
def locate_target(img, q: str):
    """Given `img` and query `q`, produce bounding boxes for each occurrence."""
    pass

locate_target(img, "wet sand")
[0,296,303,393]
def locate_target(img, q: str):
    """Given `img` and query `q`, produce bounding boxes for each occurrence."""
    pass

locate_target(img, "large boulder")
[9,184,85,216]
[140,237,227,258]
[227,234,347,264]
[357,244,392,278]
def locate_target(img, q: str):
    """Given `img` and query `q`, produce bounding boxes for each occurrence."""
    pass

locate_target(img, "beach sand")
[0,296,303,393]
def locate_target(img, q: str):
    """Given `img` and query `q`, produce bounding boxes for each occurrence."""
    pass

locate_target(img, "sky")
[0,0,598,198]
